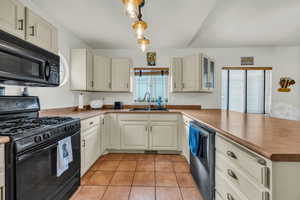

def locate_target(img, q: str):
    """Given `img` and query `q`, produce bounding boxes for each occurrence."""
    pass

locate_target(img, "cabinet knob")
[226,193,234,200]
[18,19,24,30]
[227,169,238,180]
[29,26,35,36]
[226,151,237,159]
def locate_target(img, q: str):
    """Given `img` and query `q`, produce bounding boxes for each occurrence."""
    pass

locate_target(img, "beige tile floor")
[70,153,204,200]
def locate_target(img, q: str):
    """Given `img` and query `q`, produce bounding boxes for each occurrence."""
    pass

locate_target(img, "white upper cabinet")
[72,54,131,92]
[171,57,183,92]
[171,53,215,92]
[111,58,131,92]
[71,49,94,91]
[26,9,58,54]
[0,0,25,39]
[93,55,111,91]
[182,54,201,92]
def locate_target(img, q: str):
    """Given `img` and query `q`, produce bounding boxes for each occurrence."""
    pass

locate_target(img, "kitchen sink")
[129,107,169,112]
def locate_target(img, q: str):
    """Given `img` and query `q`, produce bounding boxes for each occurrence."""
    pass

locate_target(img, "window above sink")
[133,68,169,103]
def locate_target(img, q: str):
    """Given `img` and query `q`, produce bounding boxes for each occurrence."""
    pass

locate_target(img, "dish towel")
[189,123,201,156]
[57,136,73,177]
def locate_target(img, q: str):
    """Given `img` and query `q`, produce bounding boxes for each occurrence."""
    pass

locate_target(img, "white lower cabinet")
[83,126,100,172]
[80,116,101,176]
[113,114,179,151]
[149,122,178,150]
[120,121,148,150]
[106,114,121,150]
[182,116,192,163]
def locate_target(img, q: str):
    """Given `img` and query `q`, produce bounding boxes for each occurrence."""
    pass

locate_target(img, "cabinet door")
[182,123,190,163]
[26,9,58,54]
[83,126,100,173]
[182,54,200,91]
[0,0,25,39]
[71,49,93,90]
[86,49,94,91]
[93,55,111,91]
[111,58,131,92]
[171,57,183,92]
[120,121,148,150]
[208,58,215,91]
[150,122,178,150]
[107,114,121,149]
[201,55,210,91]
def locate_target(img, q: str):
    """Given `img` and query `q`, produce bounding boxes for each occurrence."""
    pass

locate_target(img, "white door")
[149,122,178,150]
[208,58,215,91]
[120,121,148,150]
[26,9,58,54]
[86,49,94,91]
[93,55,111,91]
[111,58,131,92]
[171,57,183,92]
[0,0,25,39]
[182,54,200,91]
[182,123,190,163]
[108,114,121,149]
[201,55,210,91]
[83,126,100,173]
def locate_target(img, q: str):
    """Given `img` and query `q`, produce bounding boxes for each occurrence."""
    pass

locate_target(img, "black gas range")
[0,96,81,200]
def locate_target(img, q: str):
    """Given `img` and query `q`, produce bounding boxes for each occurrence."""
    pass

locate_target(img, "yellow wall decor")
[278,77,296,92]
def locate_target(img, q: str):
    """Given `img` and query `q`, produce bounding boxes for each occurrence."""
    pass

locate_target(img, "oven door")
[15,132,80,200]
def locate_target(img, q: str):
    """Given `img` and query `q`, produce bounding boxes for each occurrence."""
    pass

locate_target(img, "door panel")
[0,0,25,39]
[182,55,200,91]
[93,55,111,91]
[120,121,148,150]
[111,58,131,91]
[84,126,100,172]
[171,57,183,92]
[26,9,58,53]
[150,122,178,150]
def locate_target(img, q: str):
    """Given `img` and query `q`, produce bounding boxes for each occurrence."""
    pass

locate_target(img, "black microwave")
[0,30,60,87]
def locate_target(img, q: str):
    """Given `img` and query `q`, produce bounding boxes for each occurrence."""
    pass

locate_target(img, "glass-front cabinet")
[201,55,215,91]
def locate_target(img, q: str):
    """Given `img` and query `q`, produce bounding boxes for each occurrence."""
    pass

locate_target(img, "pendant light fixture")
[138,37,150,52]
[121,0,151,52]
[132,20,148,39]
[122,0,143,19]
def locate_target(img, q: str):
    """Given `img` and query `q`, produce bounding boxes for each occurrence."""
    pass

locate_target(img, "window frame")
[222,67,272,114]
[133,68,169,103]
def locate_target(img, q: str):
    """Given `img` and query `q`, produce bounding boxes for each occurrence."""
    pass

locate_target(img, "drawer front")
[216,135,269,187]
[118,114,148,121]
[81,116,100,131]
[216,152,268,200]
[216,170,248,200]
[149,114,178,121]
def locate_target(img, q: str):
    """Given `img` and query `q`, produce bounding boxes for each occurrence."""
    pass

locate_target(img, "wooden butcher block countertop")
[40,108,300,162]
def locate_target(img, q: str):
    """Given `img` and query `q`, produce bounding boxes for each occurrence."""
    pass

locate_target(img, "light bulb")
[122,0,142,19]
[141,43,146,52]
[136,27,144,39]
[132,20,148,40]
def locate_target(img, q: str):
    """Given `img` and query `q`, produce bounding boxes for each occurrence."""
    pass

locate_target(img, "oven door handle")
[16,143,58,163]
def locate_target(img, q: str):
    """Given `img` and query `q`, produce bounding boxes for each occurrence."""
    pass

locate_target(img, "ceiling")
[32,0,300,49]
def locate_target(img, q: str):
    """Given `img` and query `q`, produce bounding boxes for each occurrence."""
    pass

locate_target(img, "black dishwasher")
[189,121,215,200]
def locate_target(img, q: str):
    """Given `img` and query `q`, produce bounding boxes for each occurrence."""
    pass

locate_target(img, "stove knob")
[34,136,42,143]
[43,133,51,139]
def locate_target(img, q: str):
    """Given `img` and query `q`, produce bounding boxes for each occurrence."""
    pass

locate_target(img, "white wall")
[92,47,300,120]
[3,0,92,109]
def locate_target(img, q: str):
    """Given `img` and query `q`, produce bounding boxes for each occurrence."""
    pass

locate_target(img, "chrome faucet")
[143,91,152,110]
